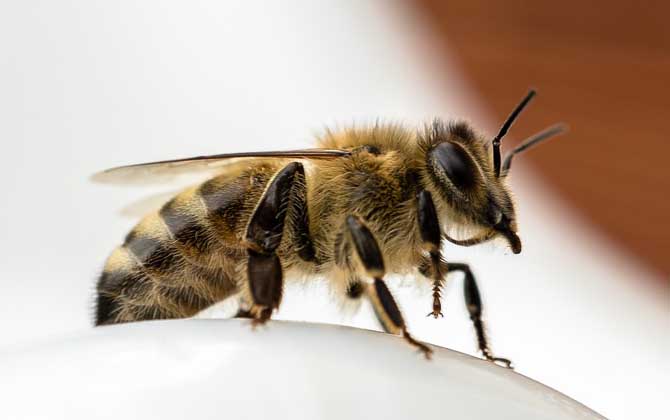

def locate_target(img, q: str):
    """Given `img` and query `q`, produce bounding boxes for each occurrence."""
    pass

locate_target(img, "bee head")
[420,90,566,254]
[421,119,521,253]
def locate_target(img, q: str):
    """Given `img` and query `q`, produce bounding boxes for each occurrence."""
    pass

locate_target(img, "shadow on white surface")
[0,320,604,420]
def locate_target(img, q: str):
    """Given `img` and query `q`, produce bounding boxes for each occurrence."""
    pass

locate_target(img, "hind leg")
[243,162,315,324]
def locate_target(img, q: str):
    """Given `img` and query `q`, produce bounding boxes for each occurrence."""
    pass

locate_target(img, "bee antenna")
[501,123,569,176]
[493,89,537,177]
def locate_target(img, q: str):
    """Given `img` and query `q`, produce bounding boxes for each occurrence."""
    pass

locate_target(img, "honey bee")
[92,90,565,363]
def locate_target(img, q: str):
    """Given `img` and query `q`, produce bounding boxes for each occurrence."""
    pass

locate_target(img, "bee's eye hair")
[447,121,476,141]
[430,141,478,191]
[492,89,536,177]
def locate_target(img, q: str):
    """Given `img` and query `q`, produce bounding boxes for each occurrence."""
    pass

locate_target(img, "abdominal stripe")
[160,199,213,255]
[124,229,183,273]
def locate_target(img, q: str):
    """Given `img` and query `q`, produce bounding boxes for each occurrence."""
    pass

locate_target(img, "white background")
[0,1,667,419]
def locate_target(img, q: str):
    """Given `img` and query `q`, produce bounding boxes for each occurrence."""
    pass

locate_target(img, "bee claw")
[402,329,433,360]
[412,341,433,360]
[249,305,272,329]
[426,311,444,318]
[250,317,266,329]
[488,357,514,369]
[420,346,433,360]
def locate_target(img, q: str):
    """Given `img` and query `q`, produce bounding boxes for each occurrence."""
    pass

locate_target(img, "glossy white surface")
[0,320,604,420]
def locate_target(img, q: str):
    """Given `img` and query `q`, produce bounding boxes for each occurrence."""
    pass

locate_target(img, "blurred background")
[415,0,670,279]
[0,1,667,419]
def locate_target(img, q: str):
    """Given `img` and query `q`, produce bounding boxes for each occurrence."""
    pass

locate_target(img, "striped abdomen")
[95,164,276,325]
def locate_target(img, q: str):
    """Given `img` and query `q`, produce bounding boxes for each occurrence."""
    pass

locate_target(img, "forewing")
[118,189,183,219]
[91,149,350,186]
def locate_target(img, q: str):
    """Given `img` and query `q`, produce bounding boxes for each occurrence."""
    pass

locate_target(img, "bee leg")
[416,190,448,318]
[449,262,513,369]
[416,190,510,367]
[233,308,254,319]
[245,162,304,324]
[345,215,432,359]
[288,162,317,263]
[345,278,365,299]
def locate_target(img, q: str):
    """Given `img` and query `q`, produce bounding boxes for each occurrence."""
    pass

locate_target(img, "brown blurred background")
[412,0,669,280]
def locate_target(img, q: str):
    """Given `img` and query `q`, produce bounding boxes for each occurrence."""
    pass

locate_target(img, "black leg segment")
[417,190,441,249]
[288,163,317,262]
[246,163,300,253]
[372,278,404,330]
[416,190,448,318]
[345,215,432,358]
[345,215,385,277]
[244,162,305,322]
[449,262,513,368]
[247,250,283,309]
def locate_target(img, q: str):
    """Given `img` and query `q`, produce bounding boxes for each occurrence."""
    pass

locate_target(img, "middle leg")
[344,215,432,359]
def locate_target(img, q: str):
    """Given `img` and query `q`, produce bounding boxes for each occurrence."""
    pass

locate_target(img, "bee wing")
[91,149,351,186]
[118,189,184,219]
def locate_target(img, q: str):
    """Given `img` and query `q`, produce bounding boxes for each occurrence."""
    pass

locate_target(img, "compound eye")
[430,142,479,190]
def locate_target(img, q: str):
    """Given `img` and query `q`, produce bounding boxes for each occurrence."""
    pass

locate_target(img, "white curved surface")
[0,320,603,420]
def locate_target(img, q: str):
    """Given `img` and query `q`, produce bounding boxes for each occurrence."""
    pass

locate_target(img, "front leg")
[417,190,448,318]
[344,215,432,359]
[244,162,308,323]
[449,262,513,368]
[416,190,512,368]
